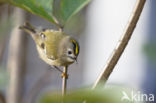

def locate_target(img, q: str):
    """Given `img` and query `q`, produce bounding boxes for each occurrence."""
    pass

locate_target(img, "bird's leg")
[50,66,63,73]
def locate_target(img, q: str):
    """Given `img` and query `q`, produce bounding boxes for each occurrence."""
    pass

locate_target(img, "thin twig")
[62,66,68,96]
[52,15,63,31]
[92,0,146,89]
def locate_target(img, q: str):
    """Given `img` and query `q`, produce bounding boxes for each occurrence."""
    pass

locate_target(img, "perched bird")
[20,22,80,69]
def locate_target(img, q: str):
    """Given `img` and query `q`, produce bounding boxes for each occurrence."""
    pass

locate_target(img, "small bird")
[20,22,80,69]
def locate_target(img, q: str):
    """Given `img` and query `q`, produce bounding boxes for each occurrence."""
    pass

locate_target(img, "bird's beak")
[69,56,77,63]
[75,57,78,64]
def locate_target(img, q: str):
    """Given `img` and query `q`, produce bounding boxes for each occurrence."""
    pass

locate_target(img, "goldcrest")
[20,22,80,67]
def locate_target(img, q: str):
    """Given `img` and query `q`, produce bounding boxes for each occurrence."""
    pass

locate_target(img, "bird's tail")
[19,22,37,38]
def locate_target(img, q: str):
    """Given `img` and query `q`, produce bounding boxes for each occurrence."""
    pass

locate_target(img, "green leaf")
[53,0,90,26]
[39,86,136,103]
[9,0,56,24]
[6,0,90,28]
[35,0,53,16]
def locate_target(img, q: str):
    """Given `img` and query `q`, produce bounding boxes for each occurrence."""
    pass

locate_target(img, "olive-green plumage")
[20,22,79,66]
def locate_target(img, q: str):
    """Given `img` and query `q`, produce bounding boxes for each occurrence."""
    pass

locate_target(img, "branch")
[62,66,68,96]
[92,0,146,89]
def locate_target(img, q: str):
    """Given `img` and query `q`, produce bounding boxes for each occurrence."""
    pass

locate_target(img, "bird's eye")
[41,43,45,49]
[40,33,46,38]
[68,51,72,55]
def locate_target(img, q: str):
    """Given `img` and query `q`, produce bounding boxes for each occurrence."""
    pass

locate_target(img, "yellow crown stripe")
[71,40,79,55]
[75,43,79,55]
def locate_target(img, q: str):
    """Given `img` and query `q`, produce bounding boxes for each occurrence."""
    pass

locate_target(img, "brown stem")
[52,15,63,31]
[62,66,68,96]
[92,0,146,89]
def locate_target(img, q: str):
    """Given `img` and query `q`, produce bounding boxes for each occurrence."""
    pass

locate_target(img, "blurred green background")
[0,0,155,103]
